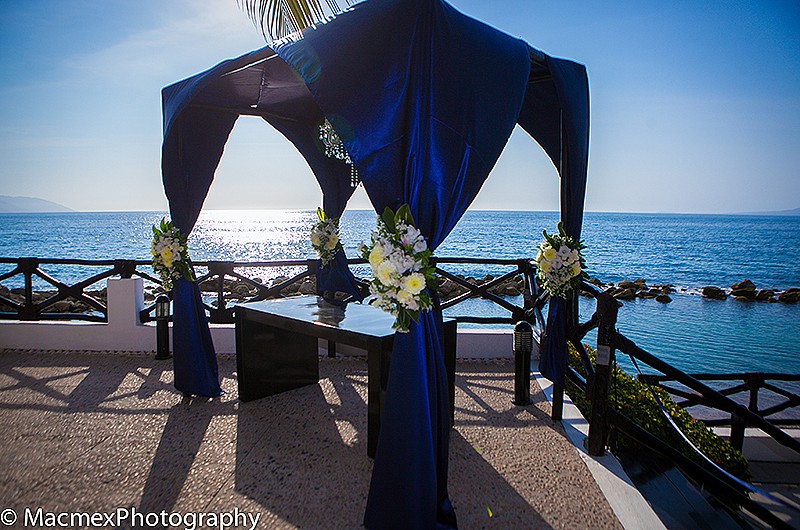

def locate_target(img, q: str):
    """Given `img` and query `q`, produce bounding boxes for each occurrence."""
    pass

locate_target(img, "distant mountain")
[743,207,800,216]
[0,195,73,213]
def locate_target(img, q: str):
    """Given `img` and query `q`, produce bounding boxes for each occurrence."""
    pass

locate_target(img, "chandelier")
[319,118,359,187]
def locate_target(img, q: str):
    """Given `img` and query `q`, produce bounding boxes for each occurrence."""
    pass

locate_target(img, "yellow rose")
[402,273,426,295]
[543,247,556,260]
[376,260,397,286]
[369,246,384,267]
[396,289,420,310]
[325,233,339,250]
[539,260,552,273]
[160,248,174,268]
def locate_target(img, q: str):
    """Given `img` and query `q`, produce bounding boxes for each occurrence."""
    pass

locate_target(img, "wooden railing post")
[19,257,38,321]
[730,373,763,451]
[588,291,618,456]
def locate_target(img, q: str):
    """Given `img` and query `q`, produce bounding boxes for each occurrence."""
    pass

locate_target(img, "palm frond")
[238,0,353,41]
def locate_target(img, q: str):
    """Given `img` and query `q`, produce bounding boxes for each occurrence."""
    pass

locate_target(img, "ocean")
[1,210,798,375]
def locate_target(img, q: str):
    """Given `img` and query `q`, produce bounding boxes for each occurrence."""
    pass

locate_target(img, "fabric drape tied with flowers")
[151,218,221,398]
[151,218,193,291]
[275,1,535,526]
[310,207,342,267]
[309,118,365,301]
[311,205,364,302]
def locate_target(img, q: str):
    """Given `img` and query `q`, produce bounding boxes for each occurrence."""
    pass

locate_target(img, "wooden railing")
[566,281,799,530]
[0,258,138,322]
[0,257,546,331]
[637,372,800,451]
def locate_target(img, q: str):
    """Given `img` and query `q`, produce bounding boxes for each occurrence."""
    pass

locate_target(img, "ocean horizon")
[3,204,800,215]
[1,209,798,376]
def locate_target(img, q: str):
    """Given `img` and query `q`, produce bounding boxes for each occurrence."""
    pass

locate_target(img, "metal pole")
[513,321,533,405]
[588,291,618,456]
[551,386,564,421]
[155,294,171,360]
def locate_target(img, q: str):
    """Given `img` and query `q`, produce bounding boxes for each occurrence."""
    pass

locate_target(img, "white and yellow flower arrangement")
[536,222,587,298]
[310,207,343,267]
[359,205,436,332]
[151,218,193,291]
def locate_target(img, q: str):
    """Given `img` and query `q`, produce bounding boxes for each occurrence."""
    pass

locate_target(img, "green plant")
[565,344,750,480]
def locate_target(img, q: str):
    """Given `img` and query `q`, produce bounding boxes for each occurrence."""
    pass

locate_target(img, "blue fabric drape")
[161,48,364,395]
[521,58,590,387]
[162,98,236,399]
[275,1,531,527]
[171,278,222,397]
[315,250,363,300]
[315,170,363,302]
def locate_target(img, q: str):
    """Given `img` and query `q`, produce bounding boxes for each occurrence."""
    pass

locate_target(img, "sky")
[0,0,798,214]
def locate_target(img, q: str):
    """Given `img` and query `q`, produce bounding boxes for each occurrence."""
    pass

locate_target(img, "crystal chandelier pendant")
[320,118,359,187]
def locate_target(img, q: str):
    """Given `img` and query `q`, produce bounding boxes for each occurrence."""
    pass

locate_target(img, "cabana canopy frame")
[161,1,588,527]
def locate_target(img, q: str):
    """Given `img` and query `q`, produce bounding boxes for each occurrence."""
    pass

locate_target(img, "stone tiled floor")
[0,351,621,529]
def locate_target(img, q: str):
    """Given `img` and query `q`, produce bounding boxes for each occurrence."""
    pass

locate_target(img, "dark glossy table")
[234,295,456,458]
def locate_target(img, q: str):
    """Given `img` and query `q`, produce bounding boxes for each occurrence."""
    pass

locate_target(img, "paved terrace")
[0,350,623,529]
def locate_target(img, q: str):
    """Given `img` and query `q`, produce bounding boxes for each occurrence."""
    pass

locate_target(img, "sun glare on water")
[190,210,317,262]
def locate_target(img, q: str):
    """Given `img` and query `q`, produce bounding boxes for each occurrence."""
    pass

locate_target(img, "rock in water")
[755,290,775,302]
[778,290,800,304]
[702,286,727,300]
[730,279,756,292]
[614,287,637,300]
[655,294,672,303]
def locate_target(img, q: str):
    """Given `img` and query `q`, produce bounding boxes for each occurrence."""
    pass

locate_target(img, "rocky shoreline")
[0,273,528,315]
[195,273,529,306]
[699,279,800,303]
[1,274,798,316]
[584,278,800,305]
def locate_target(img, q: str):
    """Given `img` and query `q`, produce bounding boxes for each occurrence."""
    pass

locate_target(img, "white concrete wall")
[0,278,521,358]
[0,278,155,352]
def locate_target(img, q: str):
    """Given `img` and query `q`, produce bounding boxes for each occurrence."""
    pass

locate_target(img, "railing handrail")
[0,256,544,329]
[615,333,800,452]
[0,256,530,265]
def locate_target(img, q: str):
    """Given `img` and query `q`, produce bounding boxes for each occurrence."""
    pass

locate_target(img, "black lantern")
[512,320,533,406]
[155,294,172,360]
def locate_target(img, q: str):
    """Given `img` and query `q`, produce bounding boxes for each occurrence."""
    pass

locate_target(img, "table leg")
[367,343,382,459]
[444,320,457,425]
[235,314,319,402]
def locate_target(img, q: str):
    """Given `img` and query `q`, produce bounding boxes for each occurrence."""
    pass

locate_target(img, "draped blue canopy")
[161,0,588,527]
